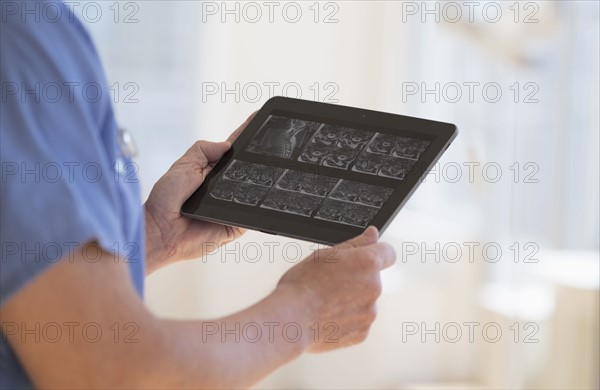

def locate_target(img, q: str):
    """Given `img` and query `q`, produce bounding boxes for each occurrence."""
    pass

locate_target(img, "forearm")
[18,295,309,389]
[141,253,314,386]
[4,228,392,388]
[152,285,314,388]
[2,243,315,389]
[21,287,314,389]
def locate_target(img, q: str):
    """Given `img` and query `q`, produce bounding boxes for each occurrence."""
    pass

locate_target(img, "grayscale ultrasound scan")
[297,143,331,165]
[352,133,430,179]
[392,137,430,160]
[210,159,397,227]
[209,115,434,227]
[210,179,269,206]
[298,125,371,170]
[221,160,284,186]
[246,115,321,158]
[295,123,430,179]
[353,154,416,180]
[366,133,396,155]
[315,199,380,228]
[329,180,393,208]
[211,160,283,205]
[275,170,338,197]
[261,189,324,216]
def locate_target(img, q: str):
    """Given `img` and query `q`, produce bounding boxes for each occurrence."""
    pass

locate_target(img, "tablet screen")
[207,114,433,228]
[182,97,456,244]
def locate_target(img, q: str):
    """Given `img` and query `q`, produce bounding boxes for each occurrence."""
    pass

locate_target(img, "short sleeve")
[0,2,143,305]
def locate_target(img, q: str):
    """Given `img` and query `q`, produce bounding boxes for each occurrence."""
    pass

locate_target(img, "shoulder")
[1,0,111,125]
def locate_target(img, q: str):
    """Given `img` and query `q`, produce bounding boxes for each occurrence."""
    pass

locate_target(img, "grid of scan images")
[210,160,394,227]
[246,115,431,180]
[210,115,431,228]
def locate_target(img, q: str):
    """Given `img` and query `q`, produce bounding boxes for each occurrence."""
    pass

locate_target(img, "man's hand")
[144,114,255,274]
[276,226,396,352]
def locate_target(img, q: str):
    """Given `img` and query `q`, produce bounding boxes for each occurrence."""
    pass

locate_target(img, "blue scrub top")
[0,1,145,388]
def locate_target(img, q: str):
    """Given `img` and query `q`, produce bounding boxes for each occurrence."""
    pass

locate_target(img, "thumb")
[159,141,231,205]
[336,226,379,249]
[197,141,231,163]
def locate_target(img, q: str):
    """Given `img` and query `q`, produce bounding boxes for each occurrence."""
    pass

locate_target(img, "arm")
[1,242,307,389]
[1,228,395,388]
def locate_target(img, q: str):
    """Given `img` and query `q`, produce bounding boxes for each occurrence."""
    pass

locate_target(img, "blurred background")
[80,1,598,388]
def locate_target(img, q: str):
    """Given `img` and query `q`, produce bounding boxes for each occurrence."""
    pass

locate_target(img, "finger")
[181,140,230,166]
[364,241,397,270]
[336,226,379,250]
[199,141,231,163]
[226,111,258,144]
[167,141,231,202]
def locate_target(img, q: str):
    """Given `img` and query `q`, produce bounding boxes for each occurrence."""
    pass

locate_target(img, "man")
[0,1,396,388]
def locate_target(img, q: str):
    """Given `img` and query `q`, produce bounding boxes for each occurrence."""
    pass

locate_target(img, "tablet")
[182,97,457,245]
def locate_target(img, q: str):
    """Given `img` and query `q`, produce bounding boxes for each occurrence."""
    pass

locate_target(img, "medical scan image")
[210,116,431,227]
[298,125,370,170]
[329,180,394,208]
[315,199,380,228]
[210,160,394,227]
[294,122,430,179]
[246,115,321,158]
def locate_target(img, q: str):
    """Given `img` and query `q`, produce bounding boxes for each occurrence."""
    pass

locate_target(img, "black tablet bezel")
[181,96,458,245]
